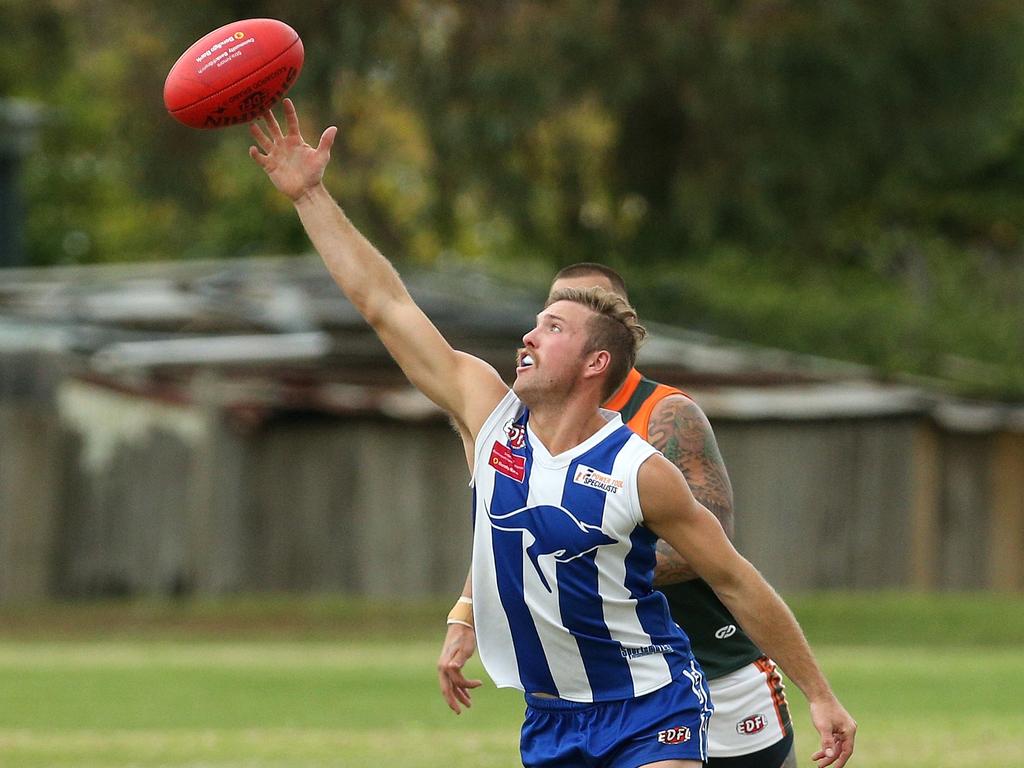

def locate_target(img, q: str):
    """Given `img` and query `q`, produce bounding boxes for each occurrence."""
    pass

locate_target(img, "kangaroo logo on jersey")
[486,504,616,591]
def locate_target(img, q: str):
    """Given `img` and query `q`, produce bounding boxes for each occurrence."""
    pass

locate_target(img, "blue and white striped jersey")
[471,390,696,703]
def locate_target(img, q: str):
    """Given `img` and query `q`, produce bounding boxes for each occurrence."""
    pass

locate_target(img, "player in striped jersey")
[249,100,856,768]
[555,265,796,766]
[441,264,796,767]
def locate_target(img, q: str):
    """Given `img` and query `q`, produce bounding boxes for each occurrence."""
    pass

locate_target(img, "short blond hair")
[546,286,646,399]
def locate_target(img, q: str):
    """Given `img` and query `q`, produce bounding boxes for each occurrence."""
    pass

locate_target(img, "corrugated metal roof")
[2,255,1022,430]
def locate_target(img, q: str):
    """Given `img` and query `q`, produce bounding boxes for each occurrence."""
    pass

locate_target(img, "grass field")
[0,593,1021,767]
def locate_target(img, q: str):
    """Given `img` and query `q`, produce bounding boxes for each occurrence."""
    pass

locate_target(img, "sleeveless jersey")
[604,368,763,680]
[471,389,696,703]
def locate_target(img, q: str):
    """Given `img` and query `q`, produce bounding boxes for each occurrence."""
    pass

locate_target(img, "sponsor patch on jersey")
[572,465,624,494]
[503,418,527,449]
[714,624,737,639]
[736,713,768,735]
[489,441,526,482]
[657,725,691,745]
[619,643,675,660]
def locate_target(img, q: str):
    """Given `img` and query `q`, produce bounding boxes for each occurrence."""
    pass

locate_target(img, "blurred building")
[1,256,1022,601]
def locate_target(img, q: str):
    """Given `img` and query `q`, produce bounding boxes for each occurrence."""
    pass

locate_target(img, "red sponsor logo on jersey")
[736,713,768,735]
[489,441,526,482]
[657,726,691,745]
[504,419,527,449]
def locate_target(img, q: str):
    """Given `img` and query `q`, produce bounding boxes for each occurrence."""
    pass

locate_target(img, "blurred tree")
[1,0,1023,394]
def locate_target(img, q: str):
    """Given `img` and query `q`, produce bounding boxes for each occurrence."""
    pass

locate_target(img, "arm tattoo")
[647,395,735,586]
[655,538,698,584]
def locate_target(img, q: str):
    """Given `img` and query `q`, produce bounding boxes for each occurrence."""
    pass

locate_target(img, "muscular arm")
[647,394,734,585]
[250,100,507,437]
[639,455,856,768]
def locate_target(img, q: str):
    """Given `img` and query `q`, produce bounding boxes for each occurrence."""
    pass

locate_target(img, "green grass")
[0,593,1021,767]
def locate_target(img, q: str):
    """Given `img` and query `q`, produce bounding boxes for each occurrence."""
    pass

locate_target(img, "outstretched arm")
[639,454,857,768]
[646,394,734,585]
[249,99,507,435]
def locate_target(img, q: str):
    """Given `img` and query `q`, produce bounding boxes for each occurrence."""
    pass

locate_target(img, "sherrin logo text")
[657,726,691,745]
[573,465,624,494]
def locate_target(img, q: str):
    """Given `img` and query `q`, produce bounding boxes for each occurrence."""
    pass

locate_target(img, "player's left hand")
[809,694,857,767]
[437,623,482,715]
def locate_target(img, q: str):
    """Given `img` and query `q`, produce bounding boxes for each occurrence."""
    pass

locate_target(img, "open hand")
[249,98,337,201]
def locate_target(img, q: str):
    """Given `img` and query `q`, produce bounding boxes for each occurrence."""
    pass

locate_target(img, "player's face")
[513,300,595,406]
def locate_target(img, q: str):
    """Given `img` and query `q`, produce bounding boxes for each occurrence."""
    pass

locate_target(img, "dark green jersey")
[604,369,764,679]
[660,578,762,679]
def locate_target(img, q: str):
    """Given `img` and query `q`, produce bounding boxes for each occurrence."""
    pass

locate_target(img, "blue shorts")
[520,663,713,768]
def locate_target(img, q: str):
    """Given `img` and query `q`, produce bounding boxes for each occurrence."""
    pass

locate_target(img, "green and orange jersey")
[604,368,764,680]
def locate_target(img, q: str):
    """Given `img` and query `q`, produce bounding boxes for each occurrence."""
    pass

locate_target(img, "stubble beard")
[513,366,578,412]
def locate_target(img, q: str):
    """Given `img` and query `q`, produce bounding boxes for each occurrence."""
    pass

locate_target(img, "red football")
[164,18,303,129]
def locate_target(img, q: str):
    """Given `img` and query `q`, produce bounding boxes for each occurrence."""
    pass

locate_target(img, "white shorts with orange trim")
[706,656,792,758]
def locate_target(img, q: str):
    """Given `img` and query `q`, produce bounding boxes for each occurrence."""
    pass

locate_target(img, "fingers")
[252,100,334,157]
[810,746,835,767]
[443,666,482,712]
[437,644,482,715]
[438,667,476,713]
[263,105,285,140]
[448,664,483,692]
[283,98,302,140]
[449,675,473,710]
[437,646,463,714]
[317,125,338,154]
[811,728,837,766]
[249,122,273,153]
[811,731,855,768]
[438,669,461,714]
[829,731,855,768]
[248,145,268,167]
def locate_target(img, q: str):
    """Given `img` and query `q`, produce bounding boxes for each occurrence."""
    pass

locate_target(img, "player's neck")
[527,400,608,457]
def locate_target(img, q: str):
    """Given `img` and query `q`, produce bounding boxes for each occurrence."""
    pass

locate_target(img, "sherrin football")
[164,18,304,129]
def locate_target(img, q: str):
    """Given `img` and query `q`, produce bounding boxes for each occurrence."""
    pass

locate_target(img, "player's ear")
[583,349,611,381]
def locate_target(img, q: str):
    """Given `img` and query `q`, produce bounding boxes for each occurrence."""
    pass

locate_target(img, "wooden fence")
[2,353,1023,601]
